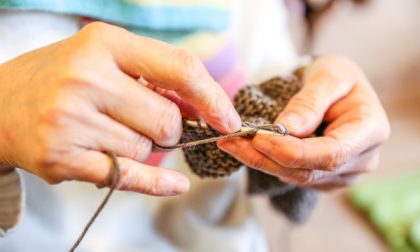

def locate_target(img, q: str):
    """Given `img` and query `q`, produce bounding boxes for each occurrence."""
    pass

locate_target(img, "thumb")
[275,57,356,137]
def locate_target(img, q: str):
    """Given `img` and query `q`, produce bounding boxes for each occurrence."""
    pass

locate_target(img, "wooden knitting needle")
[153,119,289,152]
[184,119,288,136]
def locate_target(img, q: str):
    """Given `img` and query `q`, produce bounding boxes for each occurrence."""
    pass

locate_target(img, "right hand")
[0,22,241,196]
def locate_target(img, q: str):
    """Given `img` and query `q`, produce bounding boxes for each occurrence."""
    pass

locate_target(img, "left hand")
[218,55,390,190]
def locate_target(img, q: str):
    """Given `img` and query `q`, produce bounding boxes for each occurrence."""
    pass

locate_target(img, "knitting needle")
[184,119,288,136]
[153,119,289,152]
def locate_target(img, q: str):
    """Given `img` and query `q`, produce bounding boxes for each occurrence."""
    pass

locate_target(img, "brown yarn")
[178,75,320,223]
[69,151,120,252]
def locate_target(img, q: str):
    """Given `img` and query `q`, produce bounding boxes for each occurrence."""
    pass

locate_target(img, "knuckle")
[75,22,118,60]
[282,146,304,168]
[172,49,204,84]
[33,145,59,169]
[130,135,152,161]
[151,172,165,195]
[156,101,181,143]
[80,21,113,38]
[36,162,66,185]
[60,66,95,89]
[39,102,77,130]
[247,153,268,169]
[116,161,138,191]
[324,141,351,171]
[209,94,231,119]
[296,170,316,185]
[290,92,320,120]
[255,136,304,168]
[57,50,109,89]
[133,168,163,195]
[114,158,182,196]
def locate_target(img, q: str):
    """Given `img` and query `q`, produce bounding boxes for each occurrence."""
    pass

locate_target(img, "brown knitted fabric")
[181,76,319,223]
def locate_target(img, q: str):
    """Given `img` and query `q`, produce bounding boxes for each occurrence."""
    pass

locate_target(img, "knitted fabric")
[181,75,319,223]
[0,165,22,236]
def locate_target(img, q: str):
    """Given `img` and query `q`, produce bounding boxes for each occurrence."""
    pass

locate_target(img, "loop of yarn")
[69,152,120,252]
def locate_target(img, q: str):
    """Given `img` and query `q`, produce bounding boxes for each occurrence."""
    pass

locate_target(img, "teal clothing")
[0,0,230,32]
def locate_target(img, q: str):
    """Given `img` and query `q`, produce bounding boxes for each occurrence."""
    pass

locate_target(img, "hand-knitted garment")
[0,165,22,236]
[181,75,318,223]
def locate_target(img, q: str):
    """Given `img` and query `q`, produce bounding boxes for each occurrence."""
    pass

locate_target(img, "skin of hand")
[218,55,391,190]
[0,22,241,196]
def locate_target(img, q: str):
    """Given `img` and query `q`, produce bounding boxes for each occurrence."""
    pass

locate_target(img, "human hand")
[218,55,390,190]
[0,22,241,195]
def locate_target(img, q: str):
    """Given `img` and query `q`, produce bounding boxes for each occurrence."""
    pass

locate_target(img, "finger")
[254,99,386,172]
[217,138,326,185]
[65,151,190,196]
[275,57,356,137]
[218,138,281,176]
[89,113,153,162]
[84,23,241,133]
[219,134,380,187]
[219,135,361,188]
[144,83,199,119]
[303,151,379,189]
[336,147,380,174]
[96,71,182,146]
[218,137,364,187]
[252,134,351,171]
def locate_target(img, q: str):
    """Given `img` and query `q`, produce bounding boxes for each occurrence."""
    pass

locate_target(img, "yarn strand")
[69,122,288,251]
[153,122,288,152]
[69,152,120,252]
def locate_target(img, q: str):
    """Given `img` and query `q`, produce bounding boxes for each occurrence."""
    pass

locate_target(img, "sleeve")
[0,164,23,237]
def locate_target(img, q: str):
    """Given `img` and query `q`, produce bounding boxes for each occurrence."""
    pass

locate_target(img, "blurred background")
[261,0,420,251]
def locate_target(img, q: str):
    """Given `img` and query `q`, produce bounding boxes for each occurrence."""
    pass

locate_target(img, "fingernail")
[159,175,190,195]
[228,108,242,133]
[253,138,273,153]
[277,113,304,132]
